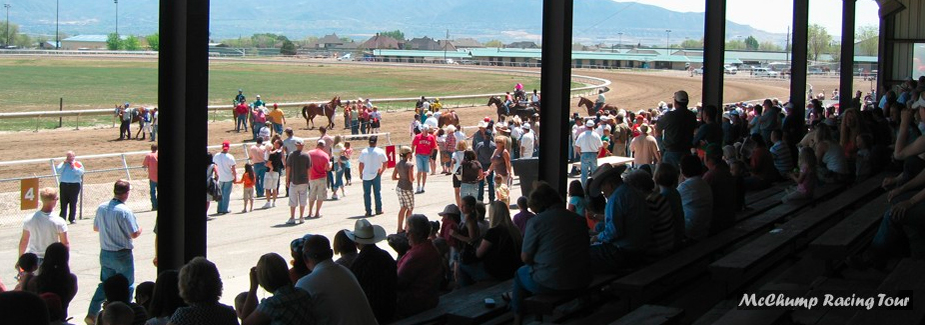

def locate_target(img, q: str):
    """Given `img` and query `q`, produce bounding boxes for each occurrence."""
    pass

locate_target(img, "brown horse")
[578,96,617,116]
[487,96,536,122]
[302,96,341,129]
[438,110,460,128]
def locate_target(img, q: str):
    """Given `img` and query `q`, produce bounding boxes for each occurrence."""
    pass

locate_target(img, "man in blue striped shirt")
[86,179,142,324]
[56,151,85,224]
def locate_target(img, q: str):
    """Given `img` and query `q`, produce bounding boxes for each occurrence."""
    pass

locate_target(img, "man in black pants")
[56,151,85,224]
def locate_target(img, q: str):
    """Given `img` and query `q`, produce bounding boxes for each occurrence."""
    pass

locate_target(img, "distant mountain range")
[11,0,785,47]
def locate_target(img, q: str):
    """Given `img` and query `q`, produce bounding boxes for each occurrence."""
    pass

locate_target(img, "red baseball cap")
[222,140,230,149]
[483,117,491,122]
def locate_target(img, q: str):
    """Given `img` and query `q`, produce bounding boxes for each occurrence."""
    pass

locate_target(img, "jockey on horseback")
[514,83,525,102]
[593,89,606,112]
[431,98,443,112]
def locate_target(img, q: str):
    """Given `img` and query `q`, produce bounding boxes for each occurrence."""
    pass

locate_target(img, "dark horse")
[578,96,618,116]
[438,110,459,128]
[302,96,341,130]
[487,96,537,122]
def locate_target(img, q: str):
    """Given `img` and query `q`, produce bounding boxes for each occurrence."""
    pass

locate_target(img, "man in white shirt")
[295,235,378,325]
[574,120,603,185]
[19,187,69,261]
[520,124,536,158]
[358,136,389,217]
[213,141,237,214]
[424,111,439,130]
[150,107,159,142]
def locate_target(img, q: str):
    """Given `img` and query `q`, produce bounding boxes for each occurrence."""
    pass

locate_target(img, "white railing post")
[50,159,59,184]
[121,154,132,181]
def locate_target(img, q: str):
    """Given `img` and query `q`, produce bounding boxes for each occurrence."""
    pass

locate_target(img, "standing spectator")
[631,124,661,168]
[369,106,382,134]
[693,105,724,159]
[150,107,159,142]
[359,104,370,135]
[251,105,268,141]
[235,100,249,133]
[86,180,142,324]
[458,150,484,200]
[393,146,415,233]
[170,257,239,325]
[611,114,631,157]
[519,124,535,158]
[249,139,267,198]
[262,140,283,209]
[330,137,346,200]
[349,104,359,135]
[268,104,286,137]
[343,142,354,186]
[56,151,84,224]
[257,122,271,143]
[655,91,698,168]
[512,182,590,325]
[234,163,256,213]
[575,120,603,185]
[19,187,69,262]
[346,219,397,324]
[252,95,265,111]
[359,136,388,217]
[295,235,378,325]
[285,139,310,225]
[678,155,713,241]
[758,99,782,145]
[412,126,437,194]
[396,215,443,318]
[318,127,335,192]
[307,140,331,219]
[474,130,497,202]
[119,104,133,140]
[142,145,159,211]
[587,164,651,273]
[213,141,237,215]
[443,125,458,175]
[281,128,299,197]
[28,243,77,320]
[237,253,314,325]
[487,136,513,187]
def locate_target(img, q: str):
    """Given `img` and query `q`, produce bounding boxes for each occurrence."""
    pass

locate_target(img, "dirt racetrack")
[0,68,865,179]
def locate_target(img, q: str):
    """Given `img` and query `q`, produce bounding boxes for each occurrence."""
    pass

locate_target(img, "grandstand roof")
[373,49,471,58]
[63,35,129,43]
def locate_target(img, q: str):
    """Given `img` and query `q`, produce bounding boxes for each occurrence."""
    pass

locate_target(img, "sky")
[612,0,881,36]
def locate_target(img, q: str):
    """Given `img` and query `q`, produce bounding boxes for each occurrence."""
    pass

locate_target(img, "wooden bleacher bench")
[610,305,684,325]
[390,281,498,325]
[443,280,513,325]
[521,273,622,319]
[610,183,846,310]
[810,192,891,269]
[744,182,790,204]
[847,258,925,324]
[708,176,885,294]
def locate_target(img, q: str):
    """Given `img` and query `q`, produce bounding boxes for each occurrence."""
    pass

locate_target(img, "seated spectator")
[437,204,461,269]
[332,230,357,268]
[813,124,851,183]
[40,292,66,325]
[95,274,147,325]
[653,163,685,250]
[623,170,675,258]
[171,257,239,325]
[0,291,50,324]
[703,155,736,235]
[729,160,748,212]
[782,147,818,203]
[27,242,77,319]
[295,235,377,325]
[511,196,535,235]
[678,155,713,241]
[14,253,38,291]
[588,164,651,273]
[145,270,185,325]
[566,180,591,230]
[238,253,314,325]
[745,134,779,191]
[287,235,312,284]
[396,215,443,318]
[346,219,397,324]
[135,281,155,314]
[459,201,524,285]
[769,130,794,176]
[855,133,874,181]
[102,301,135,325]
[511,182,590,325]
[451,196,489,287]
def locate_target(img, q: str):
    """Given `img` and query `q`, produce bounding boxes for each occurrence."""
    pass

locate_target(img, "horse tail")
[302,106,309,119]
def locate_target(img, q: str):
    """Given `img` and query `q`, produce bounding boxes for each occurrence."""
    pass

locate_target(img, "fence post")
[79,175,83,220]
[121,154,132,181]
[50,159,60,184]
[59,98,63,128]
[76,113,80,130]
[242,143,250,162]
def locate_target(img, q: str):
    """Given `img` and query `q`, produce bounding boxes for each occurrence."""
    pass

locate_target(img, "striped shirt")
[94,199,139,251]
[646,192,675,257]
[769,141,794,175]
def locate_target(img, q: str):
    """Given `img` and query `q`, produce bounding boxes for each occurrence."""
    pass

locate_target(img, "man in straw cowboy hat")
[345,219,397,323]
[586,163,651,274]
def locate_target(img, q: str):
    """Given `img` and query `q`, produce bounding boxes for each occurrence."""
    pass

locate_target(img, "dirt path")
[0,70,855,179]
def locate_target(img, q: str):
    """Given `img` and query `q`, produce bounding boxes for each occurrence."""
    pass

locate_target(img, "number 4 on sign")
[21,178,39,210]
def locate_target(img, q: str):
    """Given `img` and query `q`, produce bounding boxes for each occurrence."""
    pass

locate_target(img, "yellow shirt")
[268,109,284,124]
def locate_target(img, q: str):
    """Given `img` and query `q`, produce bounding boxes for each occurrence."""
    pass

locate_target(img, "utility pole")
[3,4,10,47]
[618,32,623,50]
[114,0,119,36]
[666,29,671,53]
[786,25,791,66]
[55,0,59,49]
[444,28,448,63]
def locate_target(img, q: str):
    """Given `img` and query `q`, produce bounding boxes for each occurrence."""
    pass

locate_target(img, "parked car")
[692,67,704,75]
[723,65,738,74]
[752,67,779,77]
[337,53,352,61]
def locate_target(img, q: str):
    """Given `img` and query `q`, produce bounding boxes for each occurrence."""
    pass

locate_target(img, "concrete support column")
[702,0,726,109]
[839,0,856,111]
[538,0,573,195]
[157,0,210,272]
[790,0,809,115]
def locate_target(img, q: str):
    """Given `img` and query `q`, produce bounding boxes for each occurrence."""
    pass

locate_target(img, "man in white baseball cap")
[574,119,603,185]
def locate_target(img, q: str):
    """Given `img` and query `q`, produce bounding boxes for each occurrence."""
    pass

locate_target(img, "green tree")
[745,36,759,50]
[106,33,123,50]
[856,25,878,56]
[0,21,20,46]
[146,33,160,51]
[680,38,704,49]
[758,41,783,51]
[807,24,832,61]
[123,35,142,51]
[725,39,746,50]
[828,41,841,63]
[484,39,503,48]
[280,39,297,55]
[379,30,404,41]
